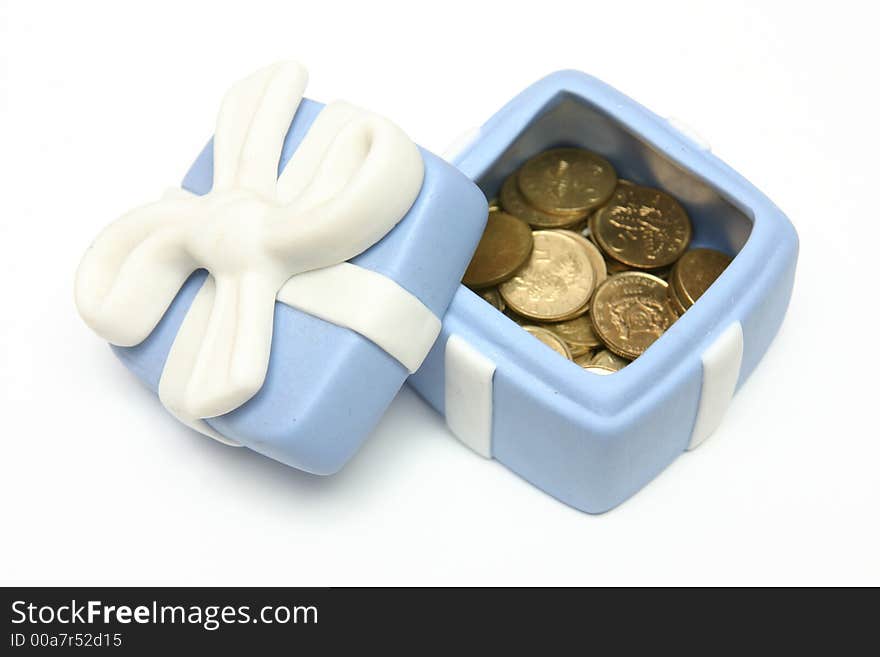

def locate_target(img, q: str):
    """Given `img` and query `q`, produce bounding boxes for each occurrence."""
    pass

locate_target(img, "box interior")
[475,92,753,256]
[467,91,754,371]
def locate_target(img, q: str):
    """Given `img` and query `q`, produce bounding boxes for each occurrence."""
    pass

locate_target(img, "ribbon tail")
[160,273,278,422]
[158,277,241,446]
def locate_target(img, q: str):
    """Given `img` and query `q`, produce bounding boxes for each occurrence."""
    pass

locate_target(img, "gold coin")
[487,197,501,212]
[589,349,630,371]
[592,182,692,269]
[462,210,533,289]
[542,314,602,356]
[499,231,595,321]
[666,281,687,317]
[554,229,607,289]
[590,272,676,359]
[477,287,505,312]
[522,325,573,360]
[518,148,618,216]
[573,351,595,367]
[670,248,732,308]
[500,172,584,229]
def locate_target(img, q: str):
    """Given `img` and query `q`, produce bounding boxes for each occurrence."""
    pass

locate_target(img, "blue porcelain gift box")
[409,71,798,512]
[75,62,487,474]
[75,62,797,513]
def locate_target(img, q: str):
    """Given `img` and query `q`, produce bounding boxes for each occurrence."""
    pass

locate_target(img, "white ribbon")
[75,62,435,442]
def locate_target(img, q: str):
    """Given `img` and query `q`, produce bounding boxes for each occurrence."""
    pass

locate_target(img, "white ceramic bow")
[76,62,427,438]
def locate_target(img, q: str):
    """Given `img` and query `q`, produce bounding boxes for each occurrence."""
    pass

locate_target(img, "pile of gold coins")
[462,147,732,374]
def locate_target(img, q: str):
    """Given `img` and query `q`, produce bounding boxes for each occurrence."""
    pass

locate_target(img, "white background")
[2,0,878,586]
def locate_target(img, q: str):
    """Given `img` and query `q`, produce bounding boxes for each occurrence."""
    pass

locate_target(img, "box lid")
[75,62,488,473]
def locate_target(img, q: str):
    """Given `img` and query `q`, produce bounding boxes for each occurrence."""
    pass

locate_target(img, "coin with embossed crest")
[592,183,692,269]
[500,172,583,229]
[518,148,618,217]
[542,314,602,356]
[478,287,505,312]
[522,325,573,360]
[670,248,732,308]
[462,210,533,289]
[591,272,676,359]
[499,231,594,321]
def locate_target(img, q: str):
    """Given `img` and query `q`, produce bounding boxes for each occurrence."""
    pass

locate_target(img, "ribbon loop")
[213,62,309,196]
[75,197,199,346]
